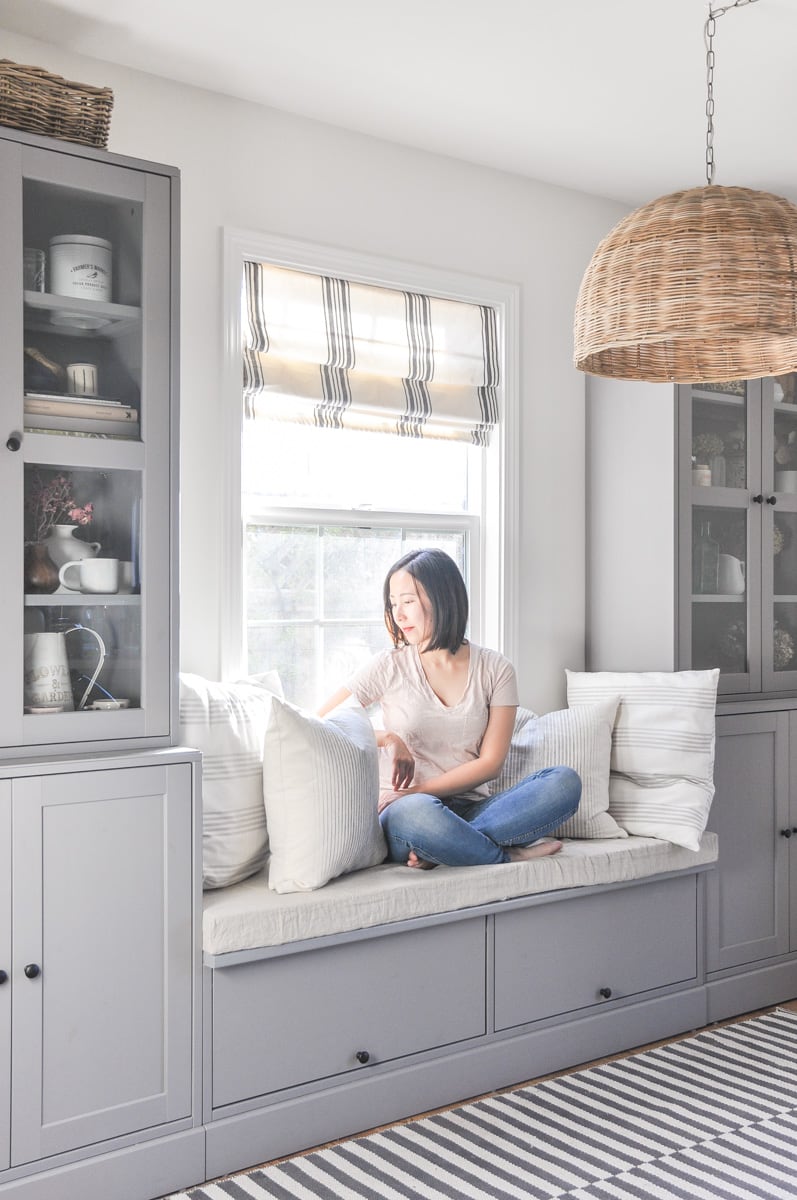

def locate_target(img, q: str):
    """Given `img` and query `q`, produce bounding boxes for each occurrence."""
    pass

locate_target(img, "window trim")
[222,228,520,678]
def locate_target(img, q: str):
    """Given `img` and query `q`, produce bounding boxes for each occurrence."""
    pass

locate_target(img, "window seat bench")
[201,833,718,1179]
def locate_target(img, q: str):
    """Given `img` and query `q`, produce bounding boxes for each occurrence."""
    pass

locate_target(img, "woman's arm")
[381,704,517,806]
[316,686,353,717]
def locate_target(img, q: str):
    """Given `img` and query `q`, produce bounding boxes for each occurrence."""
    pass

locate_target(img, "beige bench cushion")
[203,832,718,956]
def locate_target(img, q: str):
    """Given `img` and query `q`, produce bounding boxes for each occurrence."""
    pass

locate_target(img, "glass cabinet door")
[0,136,175,754]
[680,380,760,694]
[763,372,797,691]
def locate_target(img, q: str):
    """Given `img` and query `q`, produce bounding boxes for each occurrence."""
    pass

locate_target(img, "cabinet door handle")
[355,1049,371,1064]
[5,432,21,452]
[780,828,793,838]
[752,494,764,503]
[598,986,613,999]
[767,495,778,505]
[0,969,7,985]
[23,963,40,979]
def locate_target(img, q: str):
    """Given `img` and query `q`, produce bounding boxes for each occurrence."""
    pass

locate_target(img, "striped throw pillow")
[263,698,386,893]
[566,669,720,851]
[491,700,625,839]
[179,671,282,889]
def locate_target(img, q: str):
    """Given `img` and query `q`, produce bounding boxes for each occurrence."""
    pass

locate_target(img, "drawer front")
[213,918,486,1108]
[494,875,698,1031]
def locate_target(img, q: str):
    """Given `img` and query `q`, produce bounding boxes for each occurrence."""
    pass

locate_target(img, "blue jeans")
[379,766,582,867]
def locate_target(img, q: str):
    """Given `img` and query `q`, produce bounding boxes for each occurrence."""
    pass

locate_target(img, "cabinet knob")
[0,970,7,985]
[598,986,613,999]
[5,432,21,452]
[781,828,793,838]
[23,963,40,979]
[752,494,764,503]
[767,495,778,505]
[355,1049,371,1064]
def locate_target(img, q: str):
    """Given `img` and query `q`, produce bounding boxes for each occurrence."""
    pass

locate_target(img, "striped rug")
[170,1009,797,1199]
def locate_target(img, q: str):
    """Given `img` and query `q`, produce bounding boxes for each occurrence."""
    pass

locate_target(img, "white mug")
[66,362,98,396]
[59,557,119,594]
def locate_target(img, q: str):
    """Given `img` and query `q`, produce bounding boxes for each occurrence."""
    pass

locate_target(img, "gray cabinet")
[0,127,179,757]
[212,919,486,1110]
[677,377,797,696]
[707,712,791,971]
[494,875,698,1030]
[2,758,196,1171]
[0,784,10,1173]
[587,373,797,1017]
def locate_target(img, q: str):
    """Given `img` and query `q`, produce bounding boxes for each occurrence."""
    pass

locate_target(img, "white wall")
[1,30,628,713]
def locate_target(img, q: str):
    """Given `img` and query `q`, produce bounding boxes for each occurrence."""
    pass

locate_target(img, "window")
[222,232,519,707]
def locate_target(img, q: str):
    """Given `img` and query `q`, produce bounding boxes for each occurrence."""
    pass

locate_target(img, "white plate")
[49,310,111,331]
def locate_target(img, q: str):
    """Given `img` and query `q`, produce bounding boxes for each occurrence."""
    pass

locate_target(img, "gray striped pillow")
[491,700,624,839]
[179,671,282,889]
[566,669,720,851]
[263,698,386,893]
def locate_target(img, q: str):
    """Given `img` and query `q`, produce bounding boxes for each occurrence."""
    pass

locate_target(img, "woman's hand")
[383,732,415,790]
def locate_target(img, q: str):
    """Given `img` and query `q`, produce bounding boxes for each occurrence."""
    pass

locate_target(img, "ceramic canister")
[49,234,112,301]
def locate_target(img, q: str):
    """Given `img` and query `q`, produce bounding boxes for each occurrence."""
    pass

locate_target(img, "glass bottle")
[693,520,719,595]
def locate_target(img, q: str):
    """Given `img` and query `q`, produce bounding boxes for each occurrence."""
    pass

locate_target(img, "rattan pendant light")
[574,0,797,384]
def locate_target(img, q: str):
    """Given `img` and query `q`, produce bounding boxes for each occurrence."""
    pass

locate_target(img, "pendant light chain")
[705,0,761,185]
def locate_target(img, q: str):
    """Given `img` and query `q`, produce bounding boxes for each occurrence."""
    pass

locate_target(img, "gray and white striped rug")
[171,1009,797,1199]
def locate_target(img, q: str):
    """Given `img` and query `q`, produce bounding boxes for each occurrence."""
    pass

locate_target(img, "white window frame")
[221,228,520,679]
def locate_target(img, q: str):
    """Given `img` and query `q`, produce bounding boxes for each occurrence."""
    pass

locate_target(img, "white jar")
[49,234,112,302]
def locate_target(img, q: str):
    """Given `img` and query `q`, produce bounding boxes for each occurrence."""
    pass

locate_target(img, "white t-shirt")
[347,642,519,801]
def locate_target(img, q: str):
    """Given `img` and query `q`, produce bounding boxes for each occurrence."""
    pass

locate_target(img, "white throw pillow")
[179,671,282,889]
[263,698,386,894]
[566,669,720,851]
[491,701,625,839]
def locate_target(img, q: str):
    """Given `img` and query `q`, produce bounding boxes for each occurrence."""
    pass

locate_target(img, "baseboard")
[707,958,797,1023]
[0,1128,205,1200]
[205,984,708,1179]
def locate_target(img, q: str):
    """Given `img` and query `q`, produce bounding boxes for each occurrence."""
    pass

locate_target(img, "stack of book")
[23,392,140,438]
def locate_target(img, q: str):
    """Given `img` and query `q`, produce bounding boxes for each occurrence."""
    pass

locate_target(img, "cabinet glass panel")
[22,178,141,441]
[691,382,747,491]
[23,465,141,714]
[691,504,748,675]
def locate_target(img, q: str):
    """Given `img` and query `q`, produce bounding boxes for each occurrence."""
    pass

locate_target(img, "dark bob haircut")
[383,548,468,653]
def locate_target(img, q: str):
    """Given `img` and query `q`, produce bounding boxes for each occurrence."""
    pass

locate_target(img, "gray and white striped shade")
[242,261,501,445]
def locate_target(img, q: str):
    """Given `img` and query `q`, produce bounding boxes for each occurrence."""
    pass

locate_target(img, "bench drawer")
[212,917,486,1108]
[494,875,698,1031]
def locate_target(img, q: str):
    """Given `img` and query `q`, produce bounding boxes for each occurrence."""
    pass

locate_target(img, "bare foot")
[505,839,563,862]
[407,850,437,870]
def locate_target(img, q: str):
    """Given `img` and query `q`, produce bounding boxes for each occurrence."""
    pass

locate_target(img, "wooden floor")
[256,996,797,1170]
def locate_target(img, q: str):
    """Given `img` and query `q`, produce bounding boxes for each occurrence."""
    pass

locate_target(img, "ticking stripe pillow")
[263,698,386,894]
[566,669,720,851]
[180,671,282,889]
[491,700,625,839]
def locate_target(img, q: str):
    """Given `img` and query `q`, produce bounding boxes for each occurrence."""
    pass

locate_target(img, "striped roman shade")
[242,261,501,445]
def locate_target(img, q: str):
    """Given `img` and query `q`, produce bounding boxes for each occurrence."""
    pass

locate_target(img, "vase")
[43,523,101,569]
[23,542,60,594]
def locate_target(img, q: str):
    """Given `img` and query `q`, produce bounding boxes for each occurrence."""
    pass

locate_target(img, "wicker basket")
[0,59,113,149]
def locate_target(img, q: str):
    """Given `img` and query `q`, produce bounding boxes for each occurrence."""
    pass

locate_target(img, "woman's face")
[389,569,433,648]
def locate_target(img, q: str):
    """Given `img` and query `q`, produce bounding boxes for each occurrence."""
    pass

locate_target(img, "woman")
[319,548,581,868]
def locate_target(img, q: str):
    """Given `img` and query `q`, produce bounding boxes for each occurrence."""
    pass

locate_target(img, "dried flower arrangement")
[25,470,93,543]
[692,431,725,463]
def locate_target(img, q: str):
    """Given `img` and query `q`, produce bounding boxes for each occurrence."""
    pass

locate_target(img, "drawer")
[212,917,486,1108]
[494,875,698,1031]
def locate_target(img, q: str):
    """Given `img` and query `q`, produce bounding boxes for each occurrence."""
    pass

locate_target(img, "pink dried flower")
[25,471,94,543]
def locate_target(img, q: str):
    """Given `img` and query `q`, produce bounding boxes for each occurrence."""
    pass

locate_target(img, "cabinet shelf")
[692,594,746,603]
[23,291,141,338]
[24,593,140,606]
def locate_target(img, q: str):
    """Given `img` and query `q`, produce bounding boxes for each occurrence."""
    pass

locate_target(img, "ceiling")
[0,0,795,206]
